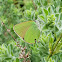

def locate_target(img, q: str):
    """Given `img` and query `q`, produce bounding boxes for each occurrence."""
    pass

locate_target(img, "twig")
[32,0,37,10]
[2,21,16,41]
[23,58,26,62]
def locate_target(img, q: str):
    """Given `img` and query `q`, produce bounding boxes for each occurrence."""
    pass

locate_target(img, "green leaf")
[43,9,48,16]
[7,45,11,54]
[5,57,12,60]
[38,15,45,22]
[48,7,51,14]
[16,58,19,62]
[48,58,55,62]
[53,42,62,54]
[48,33,54,49]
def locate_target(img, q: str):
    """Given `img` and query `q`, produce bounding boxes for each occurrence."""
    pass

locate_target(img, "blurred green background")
[0,0,62,62]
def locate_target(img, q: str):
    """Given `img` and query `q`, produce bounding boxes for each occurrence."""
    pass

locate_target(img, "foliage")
[0,0,62,62]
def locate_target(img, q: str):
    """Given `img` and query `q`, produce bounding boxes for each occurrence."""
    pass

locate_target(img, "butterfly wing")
[13,21,35,38]
[24,24,40,44]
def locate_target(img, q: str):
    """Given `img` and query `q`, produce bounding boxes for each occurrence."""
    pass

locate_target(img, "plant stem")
[53,34,62,51]
[2,21,16,41]
[47,34,62,60]
[23,58,26,62]
[32,0,37,10]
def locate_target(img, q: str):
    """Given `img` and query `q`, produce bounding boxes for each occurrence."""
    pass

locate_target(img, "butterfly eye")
[35,39,36,40]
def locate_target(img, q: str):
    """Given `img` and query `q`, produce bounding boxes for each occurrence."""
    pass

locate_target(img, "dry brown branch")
[2,21,16,41]
[32,0,37,10]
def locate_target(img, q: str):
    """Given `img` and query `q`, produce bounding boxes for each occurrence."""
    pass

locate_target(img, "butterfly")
[13,21,40,44]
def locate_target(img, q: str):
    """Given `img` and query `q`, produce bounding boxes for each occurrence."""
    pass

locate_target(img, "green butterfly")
[13,21,40,44]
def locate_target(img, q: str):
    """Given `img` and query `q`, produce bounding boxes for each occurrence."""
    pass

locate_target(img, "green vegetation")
[0,0,62,62]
